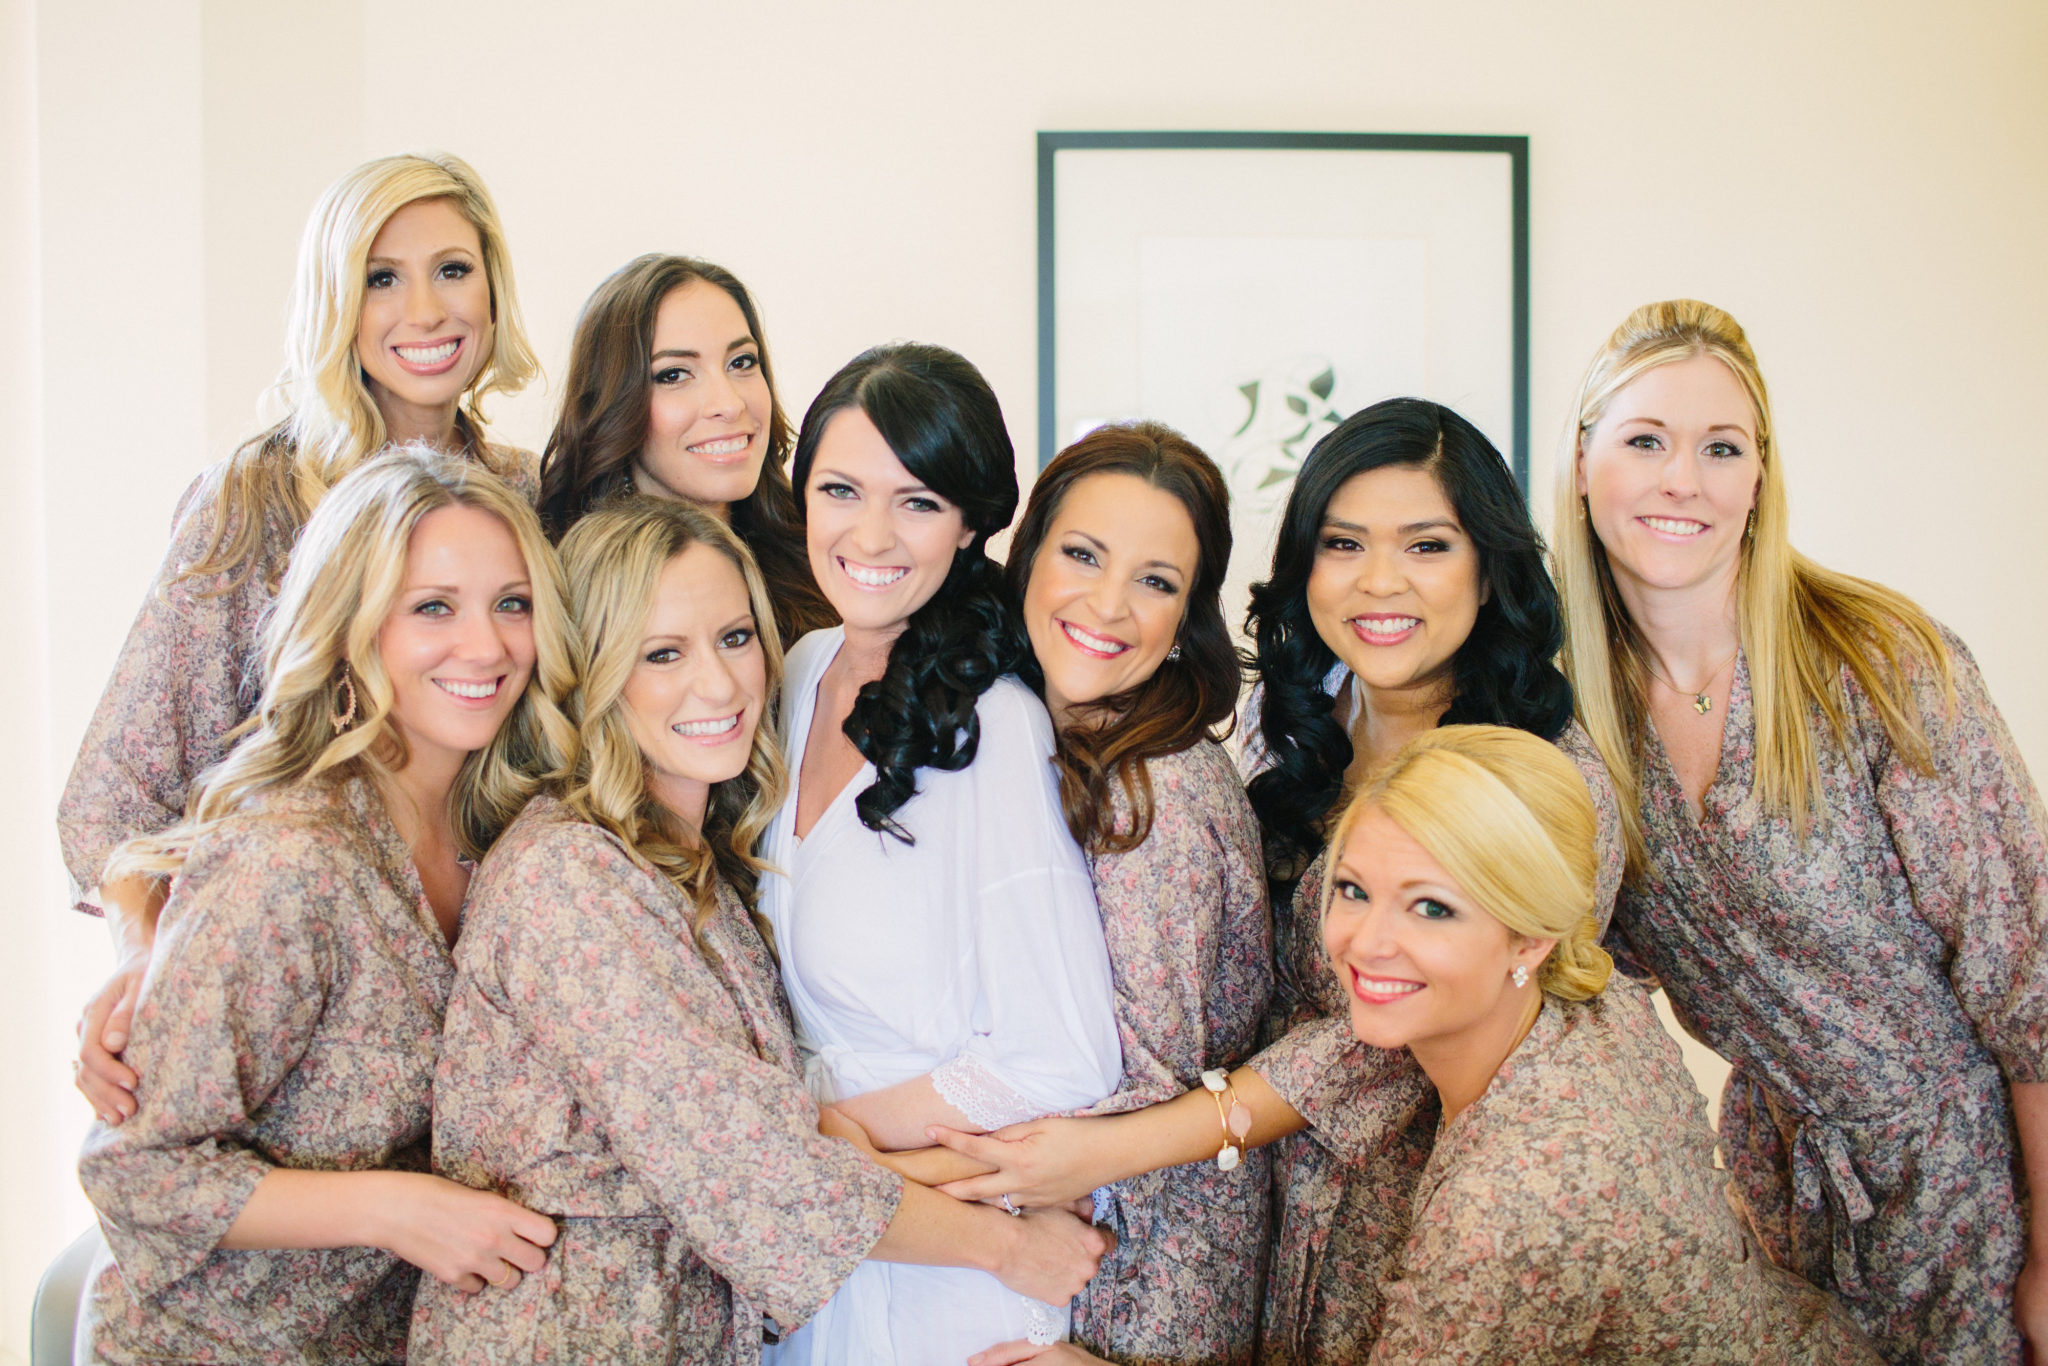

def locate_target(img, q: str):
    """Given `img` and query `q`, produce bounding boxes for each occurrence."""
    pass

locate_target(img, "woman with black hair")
[928,398,1623,1364]
[756,343,1121,1365]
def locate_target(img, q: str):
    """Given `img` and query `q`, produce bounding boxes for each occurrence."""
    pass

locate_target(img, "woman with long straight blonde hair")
[410,498,1109,1362]
[76,448,578,1365]
[1555,299,2048,1362]
[61,151,543,1125]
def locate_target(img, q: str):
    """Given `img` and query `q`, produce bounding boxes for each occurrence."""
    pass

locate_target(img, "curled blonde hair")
[1552,300,1951,876]
[1327,725,1612,1000]
[186,152,541,587]
[556,497,789,947]
[107,447,578,884]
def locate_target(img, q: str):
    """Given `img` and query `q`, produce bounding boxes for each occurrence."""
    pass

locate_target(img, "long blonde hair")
[106,448,578,883]
[555,497,788,946]
[185,152,541,588]
[1552,300,1951,877]
[1328,725,1612,1000]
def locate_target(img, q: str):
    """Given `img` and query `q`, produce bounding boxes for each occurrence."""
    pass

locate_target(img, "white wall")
[7,1,2045,1357]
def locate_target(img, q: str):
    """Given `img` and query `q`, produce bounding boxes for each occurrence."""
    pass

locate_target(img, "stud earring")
[1512,964,1529,989]
[1166,643,1183,663]
[330,667,358,734]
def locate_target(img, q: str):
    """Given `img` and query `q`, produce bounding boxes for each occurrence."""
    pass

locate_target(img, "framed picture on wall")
[1036,131,1529,644]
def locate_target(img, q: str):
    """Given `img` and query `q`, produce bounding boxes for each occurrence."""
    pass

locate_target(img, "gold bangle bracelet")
[1200,1068,1252,1172]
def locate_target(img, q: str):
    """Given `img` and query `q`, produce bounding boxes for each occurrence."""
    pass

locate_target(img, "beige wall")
[6,1,2044,1358]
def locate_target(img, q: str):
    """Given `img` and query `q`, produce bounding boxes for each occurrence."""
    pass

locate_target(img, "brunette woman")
[76,449,577,1364]
[410,498,1108,1363]
[927,398,1623,1362]
[757,344,1120,1364]
[1004,422,1270,1363]
[63,152,543,1122]
[1555,299,2048,1362]
[535,253,833,645]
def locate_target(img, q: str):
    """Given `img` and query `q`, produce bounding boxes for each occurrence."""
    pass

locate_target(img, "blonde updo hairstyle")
[556,497,789,943]
[1552,300,1950,877]
[107,447,578,884]
[1327,725,1612,1001]
[187,152,541,587]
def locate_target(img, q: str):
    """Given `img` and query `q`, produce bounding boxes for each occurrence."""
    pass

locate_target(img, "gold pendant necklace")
[1646,648,1740,717]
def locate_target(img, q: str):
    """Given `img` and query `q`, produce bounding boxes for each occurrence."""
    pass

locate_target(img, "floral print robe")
[57,444,537,912]
[1614,630,2048,1364]
[76,774,452,1365]
[1369,980,1879,1364]
[1068,740,1273,1365]
[410,797,903,1366]
[1243,696,1626,1363]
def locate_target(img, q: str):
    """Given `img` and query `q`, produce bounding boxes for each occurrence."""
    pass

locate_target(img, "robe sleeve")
[57,471,271,913]
[490,830,903,1330]
[930,682,1121,1128]
[1869,626,2048,1084]
[76,820,340,1298]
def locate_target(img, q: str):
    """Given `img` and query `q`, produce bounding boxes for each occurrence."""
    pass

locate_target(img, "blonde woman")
[63,151,542,1126]
[1555,299,2048,1362]
[411,499,1110,1362]
[76,449,578,1365]
[977,727,1876,1366]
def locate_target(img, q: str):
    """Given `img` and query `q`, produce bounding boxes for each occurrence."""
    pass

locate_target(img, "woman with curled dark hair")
[925,399,1626,1363]
[534,253,834,645]
[756,344,1120,1364]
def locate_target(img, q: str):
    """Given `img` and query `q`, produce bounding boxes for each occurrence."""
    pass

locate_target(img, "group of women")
[54,150,2045,1366]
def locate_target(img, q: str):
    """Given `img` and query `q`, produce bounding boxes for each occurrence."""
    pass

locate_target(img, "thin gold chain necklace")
[1645,647,1740,715]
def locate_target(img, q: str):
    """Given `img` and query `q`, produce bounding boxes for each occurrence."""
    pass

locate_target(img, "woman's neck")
[1349,673,1454,776]
[649,773,710,841]
[376,748,463,856]
[1411,985,1545,1125]
[1611,564,1742,685]
[377,397,463,452]
[834,622,905,688]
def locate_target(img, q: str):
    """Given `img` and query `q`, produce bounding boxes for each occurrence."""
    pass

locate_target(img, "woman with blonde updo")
[62,151,544,1125]
[411,498,1108,1361]
[1321,725,1874,1364]
[1557,300,2048,1363]
[76,449,577,1365]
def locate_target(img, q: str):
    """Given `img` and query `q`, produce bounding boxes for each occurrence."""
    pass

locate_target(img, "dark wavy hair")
[791,343,1027,840]
[1245,397,1572,879]
[1006,422,1240,854]
[535,254,834,646]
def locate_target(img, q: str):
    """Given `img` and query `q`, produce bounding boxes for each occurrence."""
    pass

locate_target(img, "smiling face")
[1304,465,1485,709]
[618,542,766,829]
[375,503,535,773]
[1577,352,1762,605]
[632,280,773,519]
[1021,471,1199,725]
[1322,805,1551,1058]
[355,198,493,441]
[803,407,974,639]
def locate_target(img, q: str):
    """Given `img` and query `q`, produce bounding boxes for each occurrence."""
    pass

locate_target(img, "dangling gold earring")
[1744,507,1757,541]
[330,666,358,734]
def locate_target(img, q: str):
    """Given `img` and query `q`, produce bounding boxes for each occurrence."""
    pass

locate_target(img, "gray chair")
[30,1227,103,1366]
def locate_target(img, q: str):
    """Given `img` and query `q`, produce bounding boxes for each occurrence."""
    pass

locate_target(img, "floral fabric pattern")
[76,774,453,1365]
[1069,741,1273,1365]
[58,445,538,913]
[410,797,902,1366]
[1369,981,1879,1364]
[1240,683,1625,1362]
[1615,629,2048,1364]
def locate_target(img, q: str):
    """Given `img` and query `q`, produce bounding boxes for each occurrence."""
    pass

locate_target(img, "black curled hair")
[1244,396,1573,881]
[790,343,1027,840]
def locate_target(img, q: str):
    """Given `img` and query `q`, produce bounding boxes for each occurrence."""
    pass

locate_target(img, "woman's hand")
[970,1342,1108,1366]
[369,1172,557,1293]
[76,952,149,1124]
[986,1205,1115,1306]
[928,1117,1104,1208]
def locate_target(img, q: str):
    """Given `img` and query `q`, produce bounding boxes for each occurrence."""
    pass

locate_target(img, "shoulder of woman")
[973,674,1059,758]
[170,783,369,921]
[474,796,647,901]
[783,625,845,686]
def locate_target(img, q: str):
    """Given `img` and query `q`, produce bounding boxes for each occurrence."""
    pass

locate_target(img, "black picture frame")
[1035,130,1531,491]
